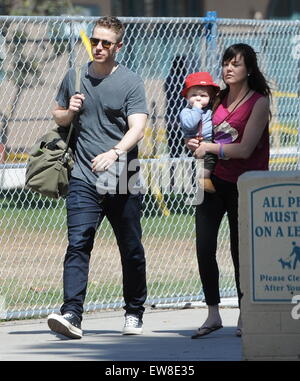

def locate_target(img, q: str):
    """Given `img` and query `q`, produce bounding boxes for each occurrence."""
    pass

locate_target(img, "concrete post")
[238,170,300,361]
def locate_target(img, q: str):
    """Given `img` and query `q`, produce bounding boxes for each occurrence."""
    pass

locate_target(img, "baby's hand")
[185,137,202,152]
[192,100,203,109]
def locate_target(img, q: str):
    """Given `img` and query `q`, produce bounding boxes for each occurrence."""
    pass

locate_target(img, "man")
[47,16,148,339]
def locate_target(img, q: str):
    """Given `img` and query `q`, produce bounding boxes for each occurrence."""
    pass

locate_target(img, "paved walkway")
[0,305,242,361]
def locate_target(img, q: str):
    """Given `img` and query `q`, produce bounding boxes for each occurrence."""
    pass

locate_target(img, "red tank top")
[212,92,269,183]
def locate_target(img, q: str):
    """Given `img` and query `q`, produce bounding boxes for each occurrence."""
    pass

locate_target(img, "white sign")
[250,183,300,302]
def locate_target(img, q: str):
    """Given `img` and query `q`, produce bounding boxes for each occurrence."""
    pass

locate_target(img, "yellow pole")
[147,162,170,217]
[79,30,93,61]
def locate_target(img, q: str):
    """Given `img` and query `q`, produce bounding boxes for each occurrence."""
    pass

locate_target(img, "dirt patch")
[1,228,235,313]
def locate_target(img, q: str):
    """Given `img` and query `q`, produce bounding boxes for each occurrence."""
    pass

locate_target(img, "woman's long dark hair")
[213,43,271,114]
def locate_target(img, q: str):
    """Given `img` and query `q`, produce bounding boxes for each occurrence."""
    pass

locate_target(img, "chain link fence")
[0,16,299,319]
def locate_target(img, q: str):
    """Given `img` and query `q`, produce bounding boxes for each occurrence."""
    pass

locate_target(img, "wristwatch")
[112,147,125,158]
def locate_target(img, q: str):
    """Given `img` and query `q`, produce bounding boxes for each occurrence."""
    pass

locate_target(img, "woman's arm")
[194,96,270,159]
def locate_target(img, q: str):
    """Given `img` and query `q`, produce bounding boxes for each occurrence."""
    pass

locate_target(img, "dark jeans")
[60,176,147,320]
[195,175,242,307]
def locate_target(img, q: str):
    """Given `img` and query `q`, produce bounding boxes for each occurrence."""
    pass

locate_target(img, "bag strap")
[63,66,81,152]
[214,88,251,129]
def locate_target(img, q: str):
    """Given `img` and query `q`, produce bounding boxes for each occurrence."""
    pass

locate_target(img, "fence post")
[204,11,218,79]
[298,58,300,169]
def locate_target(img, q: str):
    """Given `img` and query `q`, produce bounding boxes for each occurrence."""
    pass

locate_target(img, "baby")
[179,72,219,193]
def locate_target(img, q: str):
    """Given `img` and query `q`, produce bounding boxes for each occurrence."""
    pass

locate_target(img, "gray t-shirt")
[56,63,148,186]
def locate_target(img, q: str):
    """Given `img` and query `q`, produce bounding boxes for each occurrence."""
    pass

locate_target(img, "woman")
[186,43,271,338]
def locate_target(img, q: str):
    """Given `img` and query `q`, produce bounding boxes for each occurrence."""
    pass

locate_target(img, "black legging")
[195,174,243,307]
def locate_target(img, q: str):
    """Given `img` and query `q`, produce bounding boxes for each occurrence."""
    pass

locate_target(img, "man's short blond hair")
[93,16,125,42]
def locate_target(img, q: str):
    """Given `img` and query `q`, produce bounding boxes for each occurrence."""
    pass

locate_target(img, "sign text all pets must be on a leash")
[250,183,300,302]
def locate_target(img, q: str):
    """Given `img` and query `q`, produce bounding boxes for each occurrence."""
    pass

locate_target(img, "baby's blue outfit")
[179,106,213,140]
[179,105,217,172]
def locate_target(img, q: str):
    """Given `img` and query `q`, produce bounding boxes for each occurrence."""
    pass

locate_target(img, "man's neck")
[90,61,118,77]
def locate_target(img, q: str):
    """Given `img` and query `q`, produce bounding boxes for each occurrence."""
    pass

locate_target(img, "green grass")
[2,274,235,315]
[141,213,194,238]
[0,191,199,317]
[2,278,201,311]
[0,209,195,239]
[0,206,67,233]
[0,192,195,238]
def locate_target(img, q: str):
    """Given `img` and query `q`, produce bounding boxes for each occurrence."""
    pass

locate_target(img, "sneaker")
[122,313,143,335]
[47,312,82,339]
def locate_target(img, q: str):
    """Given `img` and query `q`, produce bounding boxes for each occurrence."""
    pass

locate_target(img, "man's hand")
[91,150,118,172]
[69,93,85,113]
[53,93,86,126]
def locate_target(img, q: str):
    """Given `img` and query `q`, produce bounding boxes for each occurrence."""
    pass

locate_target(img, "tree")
[0,0,83,159]
[0,0,76,16]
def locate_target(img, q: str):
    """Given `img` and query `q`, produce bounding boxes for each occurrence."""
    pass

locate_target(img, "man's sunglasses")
[90,37,116,49]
